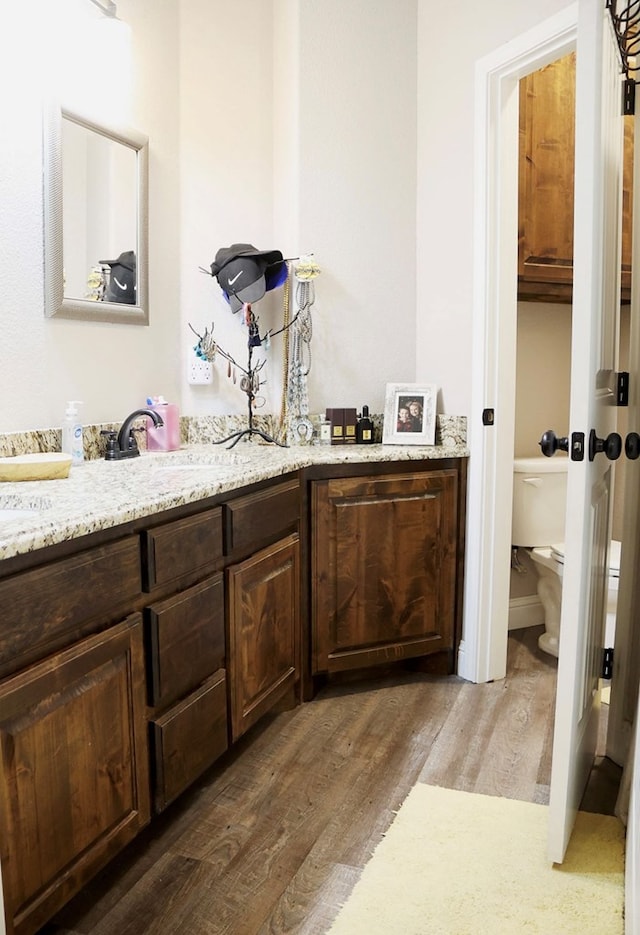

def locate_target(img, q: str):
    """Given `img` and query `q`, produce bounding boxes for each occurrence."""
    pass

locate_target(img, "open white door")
[547,0,623,864]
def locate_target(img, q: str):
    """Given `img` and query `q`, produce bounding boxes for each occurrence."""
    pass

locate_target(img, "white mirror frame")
[43,103,149,324]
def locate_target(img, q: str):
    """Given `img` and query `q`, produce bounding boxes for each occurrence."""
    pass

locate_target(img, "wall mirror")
[44,104,149,324]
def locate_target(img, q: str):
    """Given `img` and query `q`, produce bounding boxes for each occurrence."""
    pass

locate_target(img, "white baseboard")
[456,638,469,681]
[509,595,544,631]
[458,600,544,681]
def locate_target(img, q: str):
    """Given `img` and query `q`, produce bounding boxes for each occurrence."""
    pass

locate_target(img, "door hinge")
[623,78,636,116]
[616,371,629,406]
[602,646,614,681]
[482,408,494,426]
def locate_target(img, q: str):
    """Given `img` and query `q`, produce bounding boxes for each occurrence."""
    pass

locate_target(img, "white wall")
[180,0,419,419]
[179,0,281,416]
[515,302,572,457]
[295,0,418,415]
[0,0,181,432]
[415,0,574,416]
[0,0,575,435]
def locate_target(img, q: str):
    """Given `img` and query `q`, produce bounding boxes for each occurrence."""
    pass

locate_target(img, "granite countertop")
[0,440,468,562]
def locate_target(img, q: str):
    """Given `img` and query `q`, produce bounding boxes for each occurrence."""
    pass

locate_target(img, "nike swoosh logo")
[228,270,243,286]
[113,277,128,290]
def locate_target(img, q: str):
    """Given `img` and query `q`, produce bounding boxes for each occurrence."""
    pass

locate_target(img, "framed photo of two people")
[382,382,437,445]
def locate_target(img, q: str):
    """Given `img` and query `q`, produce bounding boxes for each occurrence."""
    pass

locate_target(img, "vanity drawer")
[143,507,223,590]
[0,537,141,677]
[224,478,299,555]
[151,669,228,812]
[146,574,225,708]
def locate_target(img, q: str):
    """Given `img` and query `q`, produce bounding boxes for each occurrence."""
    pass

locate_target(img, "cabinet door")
[0,537,141,679]
[518,52,633,302]
[227,534,299,742]
[146,573,225,709]
[518,53,576,296]
[151,669,228,812]
[0,615,150,935]
[142,506,223,591]
[312,471,458,674]
[224,478,299,556]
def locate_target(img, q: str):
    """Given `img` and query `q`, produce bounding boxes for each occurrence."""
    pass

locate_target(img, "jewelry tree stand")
[214,332,281,449]
[190,302,297,449]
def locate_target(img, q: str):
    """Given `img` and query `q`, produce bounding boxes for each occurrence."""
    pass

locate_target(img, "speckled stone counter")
[0,415,467,562]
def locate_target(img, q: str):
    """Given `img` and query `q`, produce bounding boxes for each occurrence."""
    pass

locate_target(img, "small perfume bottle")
[317,415,332,446]
[356,405,375,444]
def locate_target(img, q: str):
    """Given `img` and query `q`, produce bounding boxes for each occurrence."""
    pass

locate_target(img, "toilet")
[512,456,620,657]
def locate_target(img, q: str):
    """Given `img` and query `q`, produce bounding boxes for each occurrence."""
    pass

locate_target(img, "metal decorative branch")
[193,245,318,449]
[189,306,298,449]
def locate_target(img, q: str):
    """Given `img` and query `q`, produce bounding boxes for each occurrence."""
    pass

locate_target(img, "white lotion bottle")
[62,401,84,464]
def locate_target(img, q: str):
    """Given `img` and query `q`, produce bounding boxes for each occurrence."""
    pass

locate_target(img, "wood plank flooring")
[39,626,619,935]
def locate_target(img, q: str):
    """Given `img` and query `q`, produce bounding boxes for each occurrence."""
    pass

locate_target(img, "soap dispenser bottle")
[356,405,375,444]
[146,396,181,451]
[62,401,84,464]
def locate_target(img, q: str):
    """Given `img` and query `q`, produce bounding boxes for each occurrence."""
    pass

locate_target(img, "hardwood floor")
[39,626,618,935]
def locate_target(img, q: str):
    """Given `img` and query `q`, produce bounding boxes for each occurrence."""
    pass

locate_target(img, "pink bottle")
[146,396,181,451]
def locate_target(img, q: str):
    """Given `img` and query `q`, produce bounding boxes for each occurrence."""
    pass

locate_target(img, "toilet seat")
[545,540,621,578]
[530,546,563,575]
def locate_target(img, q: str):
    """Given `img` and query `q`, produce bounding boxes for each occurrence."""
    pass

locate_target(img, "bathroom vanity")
[0,439,467,935]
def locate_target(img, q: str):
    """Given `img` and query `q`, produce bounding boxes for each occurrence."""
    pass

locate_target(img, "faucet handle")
[130,425,149,449]
[101,430,119,461]
[123,425,145,453]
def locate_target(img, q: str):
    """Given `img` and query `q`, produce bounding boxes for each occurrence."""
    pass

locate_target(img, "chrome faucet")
[103,408,164,460]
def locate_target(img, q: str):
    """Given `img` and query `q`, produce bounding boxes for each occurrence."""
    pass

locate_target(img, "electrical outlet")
[187,348,213,385]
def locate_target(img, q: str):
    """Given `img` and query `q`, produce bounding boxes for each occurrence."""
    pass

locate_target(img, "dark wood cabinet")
[518,51,632,303]
[518,53,576,301]
[0,537,141,679]
[146,574,225,709]
[227,534,300,742]
[224,477,301,741]
[224,477,299,555]
[142,506,223,591]
[151,669,228,811]
[311,469,459,676]
[143,507,228,814]
[0,615,149,935]
[0,475,302,932]
[145,573,228,812]
[0,459,464,932]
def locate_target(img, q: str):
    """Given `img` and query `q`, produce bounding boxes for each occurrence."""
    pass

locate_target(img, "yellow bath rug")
[327,783,624,935]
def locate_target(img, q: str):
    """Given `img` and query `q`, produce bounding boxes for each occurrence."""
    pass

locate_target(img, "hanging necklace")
[284,256,320,443]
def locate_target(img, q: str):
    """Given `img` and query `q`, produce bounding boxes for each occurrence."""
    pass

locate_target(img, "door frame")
[464,0,638,768]
[460,4,578,684]
[608,111,640,769]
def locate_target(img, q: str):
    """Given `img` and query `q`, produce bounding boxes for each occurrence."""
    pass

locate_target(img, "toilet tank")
[512,456,568,547]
